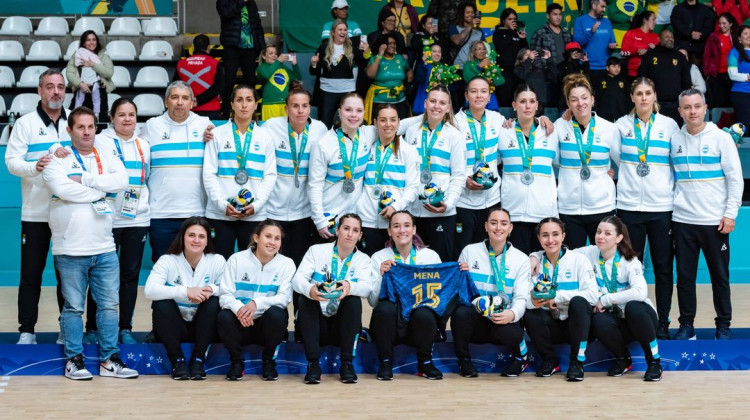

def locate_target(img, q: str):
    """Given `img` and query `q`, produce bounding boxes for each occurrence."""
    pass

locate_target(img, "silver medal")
[342,179,355,194]
[371,185,383,200]
[420,169,432,184]
[294,172,300,188]
[636,161,650,177]
[521,169,534,185]
[580,164,591,180]
[326,299,340,316]
[234,169,248,185]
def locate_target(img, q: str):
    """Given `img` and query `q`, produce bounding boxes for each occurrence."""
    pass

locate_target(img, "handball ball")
[473,296,494,317]
[730,123,746,138]
[236,188,253,206]
[379,190,395,209]
[423,182,439,197]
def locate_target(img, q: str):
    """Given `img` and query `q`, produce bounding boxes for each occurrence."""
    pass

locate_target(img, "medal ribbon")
[72,147,103,175]
[232,120,253,171]
[336,128,360,181]
[392,246,417,265]
[466,111,487,163]
[373,142,394,185]
[420,121,444,173]
[633,113,654,163]
[514,120,537,170]
[487,241,508,295]
[598,251,620,294]
[541,249,564,289]
[287,121,309,175]
[113,138,146,185]
[330,244,355,282]
[571,117,596,166]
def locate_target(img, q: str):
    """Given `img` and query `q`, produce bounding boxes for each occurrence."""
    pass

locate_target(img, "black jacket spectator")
[670,0,714,59]
[594,74,630,122]
[638,45,692,123]
[216,0,266,50]
[493,27,528,106]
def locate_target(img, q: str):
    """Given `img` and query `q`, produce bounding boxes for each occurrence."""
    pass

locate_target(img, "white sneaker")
[65,355,93,380]
[56,332,65,345]
[100,354,139,379]
[17,332,37,345]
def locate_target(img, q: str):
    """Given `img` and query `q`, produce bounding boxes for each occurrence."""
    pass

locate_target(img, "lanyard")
[373,141,394,185]
[571,117,596,166]
[72,147,103,175]
[599,251,620,294]
[330,244,355,282]
[465,110,487,162]
[232,120,254,169]
[287,121,309,174]
[514,120,537,170]
[541,249,564,288]
[336,128,360,180]
[420,121,443,172]
[487,241,507,294]
[633,113,654,163]
[114,138,146,186]
[392,246,417,265]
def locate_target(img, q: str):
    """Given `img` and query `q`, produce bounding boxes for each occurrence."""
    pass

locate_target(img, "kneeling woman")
[217,220,296,381]
[144,217,226,380]
[582,216,662,381]
[292,213,373,384]
[524,217,598,381]
[368,210,442,380]
[452,207,531,378]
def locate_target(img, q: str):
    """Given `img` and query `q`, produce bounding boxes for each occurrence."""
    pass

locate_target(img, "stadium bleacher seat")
[63,41,79,61]
[498,107,515,119]
[108,17,141,36]
[9,93,41,116]
[711,107,734,124]
[0,16,32,36]
[111,66,132,88]
[26,41,62,61]
[133,66,170,88]
[139,40,174,61]
[544,107,560,121]
[139,19,151,34]
[143,17,178,36]
[63,93,73,109]
[34,17,69,36]
[0,96,6,116]
[106,40,137,61]
[17,66,48,88]
[71,17,105,36]
[107,93,122,110]
[0,41,24,62]
[0,125,9,146]
[0,66,14,87]
[133,93,165,116]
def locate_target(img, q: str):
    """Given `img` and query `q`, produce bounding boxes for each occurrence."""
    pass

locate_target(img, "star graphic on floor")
[700,359,704,364]
[702,352,707,357]
[675,361,680,367]
[127,352,135,360]
[709,353,716,360]
[681,352,688,359]
[146,363,151,368]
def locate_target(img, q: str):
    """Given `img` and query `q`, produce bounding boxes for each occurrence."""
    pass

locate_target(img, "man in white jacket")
[670,88,743,340]
[43,107,138,380]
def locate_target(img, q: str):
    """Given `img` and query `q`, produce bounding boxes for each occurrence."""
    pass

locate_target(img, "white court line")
[0,383,7,387]
[1,377,9,380]
[0,389,5,394]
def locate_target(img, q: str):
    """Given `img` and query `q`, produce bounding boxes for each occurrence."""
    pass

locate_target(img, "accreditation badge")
[120,189,139,219]
[91,198,113,215]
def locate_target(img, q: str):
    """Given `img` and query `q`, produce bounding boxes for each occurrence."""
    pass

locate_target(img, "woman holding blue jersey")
[368,210,442,380]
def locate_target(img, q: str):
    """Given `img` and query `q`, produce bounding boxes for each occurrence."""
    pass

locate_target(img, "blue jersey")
[380,262,478,321]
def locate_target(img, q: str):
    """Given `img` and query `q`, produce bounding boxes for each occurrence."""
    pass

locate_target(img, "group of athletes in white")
[5,67,742,383]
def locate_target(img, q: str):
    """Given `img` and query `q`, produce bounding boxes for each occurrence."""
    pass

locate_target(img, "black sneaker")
[501,357,528,377]
[189,358,206,380]
[339,360,358,384]
[262,359,278,381]
[716,326,732,340]
[376,359,393,381]
[226,360,244,381]
[656,323,671,340]
[417,360,443,380]
[458,358,478,378]
[644,359,663,382]
[566,360,584,382]
[672,323,696,340]
[536,358,560,377]
[607,357,632,377]
[171,358,190,380]
[304,360,322,384]
[143,330,157,343]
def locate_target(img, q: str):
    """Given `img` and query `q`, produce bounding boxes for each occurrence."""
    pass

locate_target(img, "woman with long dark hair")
[728,25,750,128]
[66,30,114,121]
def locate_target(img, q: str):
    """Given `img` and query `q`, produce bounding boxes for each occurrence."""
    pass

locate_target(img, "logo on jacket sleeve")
[472,261,479,270]
[676,145,683,154]
[174,275,182,285]
[224,140,231,149]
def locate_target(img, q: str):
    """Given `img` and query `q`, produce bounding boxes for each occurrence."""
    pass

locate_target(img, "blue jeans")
[56,252,120,360]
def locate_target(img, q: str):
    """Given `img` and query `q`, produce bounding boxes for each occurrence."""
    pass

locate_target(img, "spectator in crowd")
[514,48,552,109]
[638,29,692,123]
[176,34,224,120]
[216,0,266,119]
[493,8,528,107]
[704,13,740,107]
[409,14,445,71]
[365,34,413,122]
[679,47,707,94]
[670,0,714,60]
[322,0,362,42]
[367,9,407,57]
[379,0,419,42]
[594,56,630,122]
[5,69,67,345]
[66,30,114,122]
[256,45,301,120]
[450,2,484,70]
[531,2,574,107]
[712,0,750,31]
[413,43,443,114]
[43,106,136,380]
[310,20,370,127]
[462,41,505,111]
[621,10,659,82]
[574,0,617,86]
[557,42,590,108]
[606,0,645,46]
[729,25,750,128]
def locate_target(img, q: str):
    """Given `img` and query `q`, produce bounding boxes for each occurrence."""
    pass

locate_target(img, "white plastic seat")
[63,41,80,61]
[0,96,6,116]
[133,94,165,116]
[143,17,178,36]
[63,93,73,109]
[0,16,32,35]
[138,40,174,61]
[26,41,62,61]
[17,66,49,88]
[0,41,24,62]
[35,17,69,36]
[108,17,141,36]
[106,40,138,61]
[140,19,151,34]
[71,17,105,36]
[111,66,132,88]
[133,66,170,88]
[10,93,41,116]
[107,93,122,110]
[0,66,14,87]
